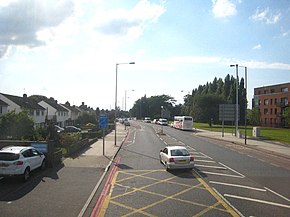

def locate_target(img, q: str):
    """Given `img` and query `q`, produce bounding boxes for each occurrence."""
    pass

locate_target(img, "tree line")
[129,74,257,126]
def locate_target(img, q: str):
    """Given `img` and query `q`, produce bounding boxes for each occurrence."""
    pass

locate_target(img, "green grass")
[194,122,290,145]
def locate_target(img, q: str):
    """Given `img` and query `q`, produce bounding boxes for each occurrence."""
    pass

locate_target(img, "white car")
[0,146,46,182]
[160,146,194,170]
[158,118,168,125]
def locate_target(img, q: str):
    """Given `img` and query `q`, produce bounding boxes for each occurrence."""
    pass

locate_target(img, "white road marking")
[212,188,245,217]
[210,181,267,192]
[195,164,227,170]
[199,152,213,160]
[265,187,290,203]
[194,155,212,159]
[178,141,185,146]
[218,162,245,178]
[224,194,290,209]
[194,159,216,163]
[270,163,280,167]
[200,171,245,178]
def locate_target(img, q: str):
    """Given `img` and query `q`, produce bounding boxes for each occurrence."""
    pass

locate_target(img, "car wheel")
[23,167,30,182]
[165,162,170,171]
[40,160,46,170]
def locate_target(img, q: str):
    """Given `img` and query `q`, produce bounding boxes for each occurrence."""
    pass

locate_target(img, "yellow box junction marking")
[99,169,240,217]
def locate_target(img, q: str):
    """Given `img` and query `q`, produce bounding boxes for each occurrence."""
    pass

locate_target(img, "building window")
[270,108,273,114]
[270,118,273,125]
[274,108,277,115]
[258,91,261,95]
[0,106,2,114]
[270,89,275,93]
[264,90,269,94]
[281,97,288,106]
[274,98,278,105]
[281,87,288,92]
[36,110,40,116]
[41,111,44,116]
[270,99,273,105]
[264,118,267,125]
[264,99,268,105]
[264,109,268,115]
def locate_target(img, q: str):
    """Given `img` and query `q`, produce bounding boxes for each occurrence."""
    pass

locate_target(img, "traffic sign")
[99,115,108,129]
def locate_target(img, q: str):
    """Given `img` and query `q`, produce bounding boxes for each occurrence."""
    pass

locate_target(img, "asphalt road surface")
[93,120,290,217]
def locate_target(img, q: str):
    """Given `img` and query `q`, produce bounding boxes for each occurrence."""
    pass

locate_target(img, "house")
[0,99,8,116]
[253,82,290,127]
[0,93,46,127]
[60,102,81,126]
[79,102,95,114]
[38,99,69,127]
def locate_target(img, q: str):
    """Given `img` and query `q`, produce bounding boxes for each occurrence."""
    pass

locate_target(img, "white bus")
[173,116,193,131]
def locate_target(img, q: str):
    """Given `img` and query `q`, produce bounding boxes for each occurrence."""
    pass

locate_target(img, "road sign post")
[99,114,108,156]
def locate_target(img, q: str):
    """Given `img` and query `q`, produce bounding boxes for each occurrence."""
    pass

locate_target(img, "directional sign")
[219,104,239,121]
[99,115,108,129]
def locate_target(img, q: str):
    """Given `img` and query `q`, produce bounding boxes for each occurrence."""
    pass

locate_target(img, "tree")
[282,107,290,127]
[0,110,34,140]
[248,108,261,126]
[76,112,97,126]
[191,94,226,125]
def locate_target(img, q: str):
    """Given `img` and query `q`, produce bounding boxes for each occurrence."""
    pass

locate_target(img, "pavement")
[63,123,128,169]
[194,128,290,160]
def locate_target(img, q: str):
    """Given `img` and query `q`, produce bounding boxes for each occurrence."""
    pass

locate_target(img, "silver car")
[160,146,194,170]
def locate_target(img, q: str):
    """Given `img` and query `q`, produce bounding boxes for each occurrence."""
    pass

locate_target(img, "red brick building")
[253,82,290,127]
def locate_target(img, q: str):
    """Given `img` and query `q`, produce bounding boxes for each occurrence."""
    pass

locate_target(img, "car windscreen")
[170,149,190,156]
[0,153,20,161]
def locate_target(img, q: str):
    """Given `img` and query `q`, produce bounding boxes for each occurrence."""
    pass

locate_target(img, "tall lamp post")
[239,66,248,144]
[230,64,239,137]
[115,62,135,146]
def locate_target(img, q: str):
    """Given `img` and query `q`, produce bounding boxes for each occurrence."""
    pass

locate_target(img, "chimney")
[23,94,27,99]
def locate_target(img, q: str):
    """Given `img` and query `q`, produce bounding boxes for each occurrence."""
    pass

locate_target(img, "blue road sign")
[99,115,108,129]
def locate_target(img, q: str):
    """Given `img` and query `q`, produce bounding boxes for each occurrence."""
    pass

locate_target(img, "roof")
[61,103,80,113]
[0,99,8,106]
[1,93,45,110]
[41,99,68,112]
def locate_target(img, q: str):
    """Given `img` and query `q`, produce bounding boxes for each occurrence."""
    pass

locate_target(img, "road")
[93,120,290,217]
[1,120,290,217]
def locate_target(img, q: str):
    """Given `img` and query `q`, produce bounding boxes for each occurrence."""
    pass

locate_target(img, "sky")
[0,0,290,111]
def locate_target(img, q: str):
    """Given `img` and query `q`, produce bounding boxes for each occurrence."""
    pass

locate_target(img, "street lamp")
[115,62,135,146]
[239,66,248,144]
[230,64,239,137]
[125,89,134,111]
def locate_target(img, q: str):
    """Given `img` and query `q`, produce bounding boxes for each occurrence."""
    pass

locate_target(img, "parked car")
[55,125,64,133]
[124,120,130,126]
[64,126,81,132]
[158,118,168,125]
[0,146,46,182]
[144,117,151,123]
[159,146,194,171]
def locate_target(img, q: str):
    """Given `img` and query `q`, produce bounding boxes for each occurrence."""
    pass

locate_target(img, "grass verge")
[194,122,290,145]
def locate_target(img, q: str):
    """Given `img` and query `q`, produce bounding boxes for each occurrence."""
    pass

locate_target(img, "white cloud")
[251,7,281,24]
[212,0,237,18]
[252,44,261,50]
[94,0,165,39]
[0,0,75,57]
